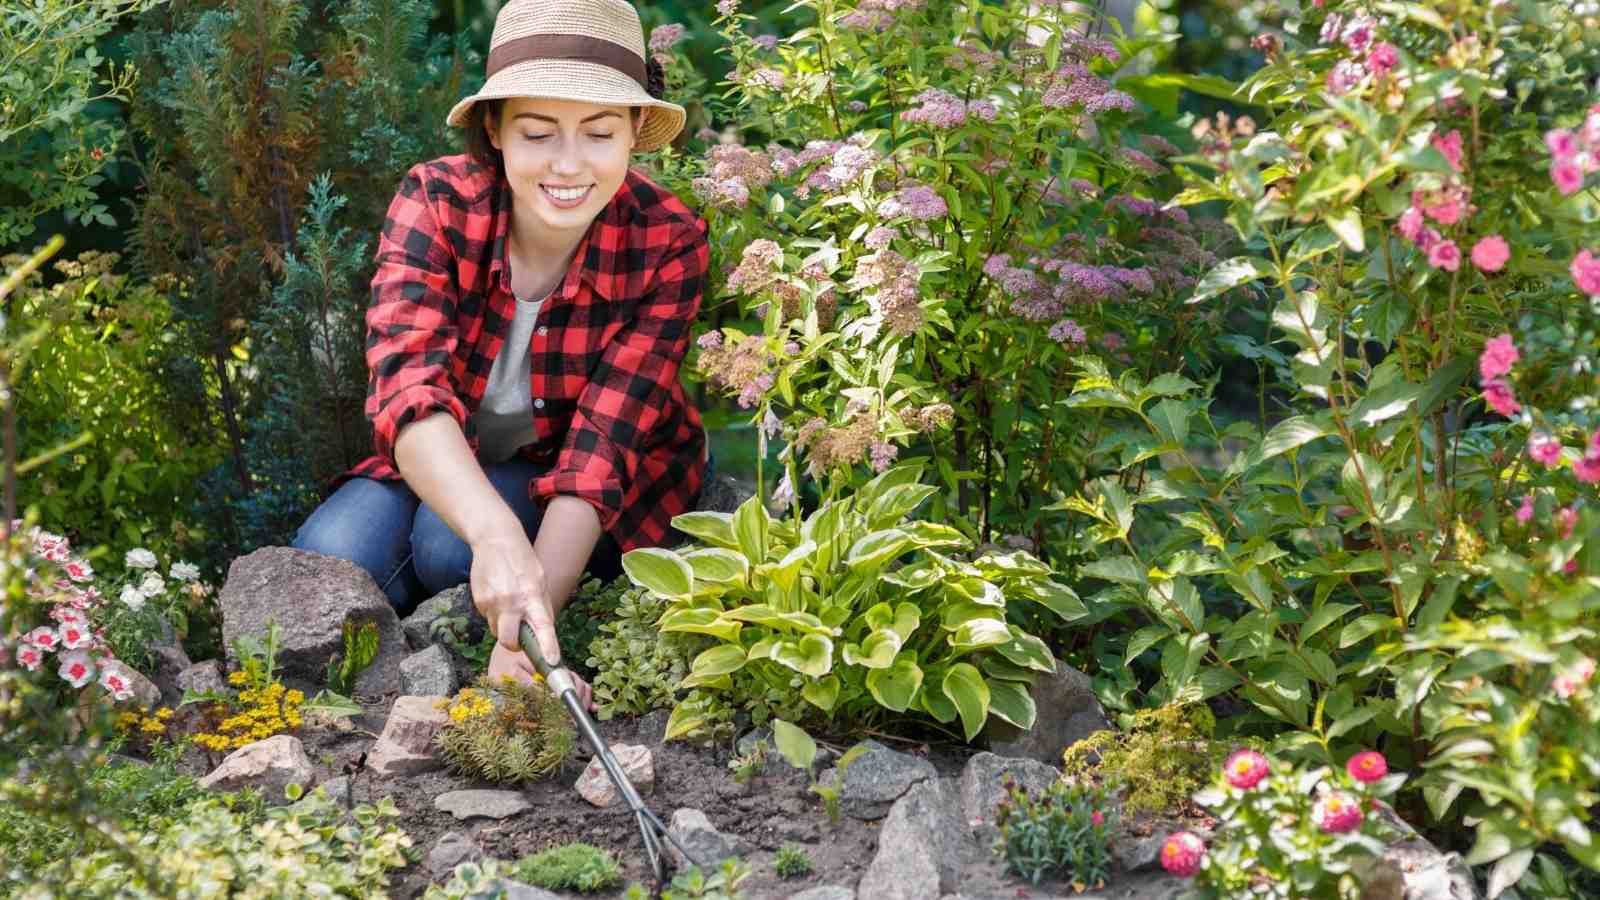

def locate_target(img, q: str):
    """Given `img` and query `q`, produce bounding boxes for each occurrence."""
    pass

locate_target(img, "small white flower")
[169,561,200,582]
[98,664,134,702]
[120,584,147,610]
[138,572,166,598]
[58,650,95,688]
[58,620,94,651]
[124,548,158,570]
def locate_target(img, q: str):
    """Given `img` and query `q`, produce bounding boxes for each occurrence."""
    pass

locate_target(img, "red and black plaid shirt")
[334,154,708,553]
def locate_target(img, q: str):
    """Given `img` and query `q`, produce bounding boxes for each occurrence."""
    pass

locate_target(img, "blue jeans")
[291,452,713,615]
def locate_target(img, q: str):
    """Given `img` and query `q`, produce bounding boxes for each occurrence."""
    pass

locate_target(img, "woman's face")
[486,96,639,233]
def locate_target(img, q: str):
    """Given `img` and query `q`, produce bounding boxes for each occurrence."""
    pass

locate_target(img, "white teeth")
[544,185,590,201]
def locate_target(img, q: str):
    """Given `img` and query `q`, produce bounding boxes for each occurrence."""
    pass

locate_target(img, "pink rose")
[1574,430,1600,485]
[1428,239,1462,272]
[1224,749,1271,790]
[1572,249,1600,296]
[1553,160,1585,195]
[1470,235,1510,272]
[1516,494,1535,524]
[1528,432,1563,467]
[1160,832,1206,877]
[1546,129,1579,160]
[1482,378,1521,417]
[1313,791,1364,833]
[1478,333,1519,381]
[1346,751,1388,784]
[1396,207,1425,243]
[1432,129,1465,172]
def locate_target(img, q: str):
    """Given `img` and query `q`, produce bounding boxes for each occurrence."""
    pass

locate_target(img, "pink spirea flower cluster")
[1312,791,1364,834]
[877,184,947,221]
[1476,333,1521,418]
[1120,147,1164,175]
[692,144,775,209]
[1047,318,1086,345]
[648,23,686,52]
[1041,64,1135,114]
[770,135,879,199]
[850,250,925,335]
[838,0,924,31]
[1160,831,1206,877]
[1319,13,1401,97]
[900,88,997,129]
[1554,657,1597,699]
[1545,104,1600,195]
[1223,749,1270,789]
[6,522,134,701]
[726,239,784,294]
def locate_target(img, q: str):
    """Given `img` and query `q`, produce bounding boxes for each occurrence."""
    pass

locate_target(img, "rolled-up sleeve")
[364,166,468,464]
[531,225,708,531]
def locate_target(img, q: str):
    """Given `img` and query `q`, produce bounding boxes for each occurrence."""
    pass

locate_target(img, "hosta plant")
[620,463,1086,742]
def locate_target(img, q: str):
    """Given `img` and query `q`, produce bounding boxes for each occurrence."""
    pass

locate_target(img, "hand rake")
[518,621,698,892]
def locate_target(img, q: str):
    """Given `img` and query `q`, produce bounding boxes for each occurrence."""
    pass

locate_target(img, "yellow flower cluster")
[436,687,494,724]
[114,706,174,740]
[194,678,306,752]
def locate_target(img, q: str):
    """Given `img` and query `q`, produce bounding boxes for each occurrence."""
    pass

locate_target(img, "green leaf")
[689,644,747,679]
[802,675,840,712]
[842,629,903,668]
[1259,415,1329,460]
[1323,207,1365,252]
[1418,357,1473,417]
[866,655,923,711]
[1349,380,1424,427]
[657,607,743,642]
[1300,603,1358,643]
[942,663,991,741]
[987,679,1037,730]
[671,511,739,549]
[846,528,912,571]
[770,634,834,677]
[1124,625,1170,664]
[622,548,694,599]
[948,618,1011,651]
[1083,555,1146,586]
[1149,399,1191,446]
[1015,579,1087,621]
[683,548,750,585]
[1487,849,1534,899]
[719,605,831,635]
[992,631,1055,672]
[1187,256,1272,305]
[734,492,770,564]
[771,719,818,771]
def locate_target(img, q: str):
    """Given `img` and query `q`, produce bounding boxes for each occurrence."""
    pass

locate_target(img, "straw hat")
[446,0,686,152]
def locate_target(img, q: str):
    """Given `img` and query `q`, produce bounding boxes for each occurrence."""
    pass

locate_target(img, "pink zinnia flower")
[1224,749,1271,789]
[1313,791,1363,833]
[1553,160,1585,195]
[57,650,94,689]
[1554,657,1596,699]
[1471,235,1510,272]
[1572,249,1600,296]
[1091,810,1105,826]
[1428,239,1462,272]
[98,664,134,702]
[1529,432,1563,467]
[1346,751,1388,784]
[1160,832,1206,877]
[1432,129,1465,172]
[1516,494,1535,524]
[1482,379,1521,417]
[1478,333,1519,381]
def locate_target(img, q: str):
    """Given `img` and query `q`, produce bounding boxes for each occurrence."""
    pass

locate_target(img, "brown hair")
[464,99,644,170]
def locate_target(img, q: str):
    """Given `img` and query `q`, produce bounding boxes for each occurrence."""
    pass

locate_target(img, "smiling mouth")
[541,184,594,203]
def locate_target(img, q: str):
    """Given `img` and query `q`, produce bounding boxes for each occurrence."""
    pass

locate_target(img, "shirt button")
[537,325,548,336]
[534,398,545,410]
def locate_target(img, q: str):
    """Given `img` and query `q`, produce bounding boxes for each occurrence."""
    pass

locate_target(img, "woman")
[292,0,709,705]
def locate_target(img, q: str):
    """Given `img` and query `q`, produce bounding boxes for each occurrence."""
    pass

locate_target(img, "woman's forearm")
[394,412,521,547]
[533,495,602,611]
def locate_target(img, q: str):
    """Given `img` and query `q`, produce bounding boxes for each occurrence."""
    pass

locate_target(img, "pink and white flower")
[57,650,95,688]
[1224,749,1270,790]
[1346,751,1388,784]
[124,547,157,569]
[1528,432,1563,468]
[1470,235,1510,273]
[61,558,94,582]
[57,619,94,651]
[98,664,135,702]
[1554,657,1596,700]
[1160,832,1206,877]
[16,644,45,672]
[24,626,61,652]
[1312,790,1363,833]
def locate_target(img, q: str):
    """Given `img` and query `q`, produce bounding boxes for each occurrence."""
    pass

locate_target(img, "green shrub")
[772,843,813,879]
[994,778,1118,887]
[624,464,1082,742]
[1061,703,1231,817]
[434,676,576,784]
[587,582,710,720]
[556,575,634,681]
[512,842,623,893]
[22,784,410,898]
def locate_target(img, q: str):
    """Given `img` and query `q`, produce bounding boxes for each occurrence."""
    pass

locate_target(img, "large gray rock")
[177,659,228,696]
[428,831,481,876]
[831,741,937,820]
[693,474,753,514]
[982,662,1110,766]
[365,694,450,775]
[400,644,458,697]
[1362,802,1479,900]
[668,807,739,870]
[435,790,533,821]
[856,778,964,900]
[218,547,406,697]
[959,752,1060,841]
[146,617,192,707]
[400,584,482,652]
[197,734,315,803]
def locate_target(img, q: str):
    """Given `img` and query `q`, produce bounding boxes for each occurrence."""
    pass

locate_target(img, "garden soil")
[167,699,1056,900]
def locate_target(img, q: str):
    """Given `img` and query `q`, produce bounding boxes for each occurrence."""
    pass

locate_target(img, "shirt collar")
[488,170,628,303]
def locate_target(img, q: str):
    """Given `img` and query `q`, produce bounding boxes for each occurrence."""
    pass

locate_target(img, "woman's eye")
[522,133,551,142]
[589,133,615,140]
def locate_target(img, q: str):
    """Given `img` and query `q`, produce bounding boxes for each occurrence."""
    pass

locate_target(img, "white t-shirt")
[471,289,551,463]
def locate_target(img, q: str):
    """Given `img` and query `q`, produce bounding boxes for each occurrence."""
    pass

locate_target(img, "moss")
[512,842,622,892]
[1060,703,1233,817]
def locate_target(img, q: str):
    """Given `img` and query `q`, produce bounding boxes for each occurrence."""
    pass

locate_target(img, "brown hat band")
[486,33,647,89]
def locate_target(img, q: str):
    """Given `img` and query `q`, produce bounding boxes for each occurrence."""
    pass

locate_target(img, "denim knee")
[410,510,474,596]
[291,478,421,612]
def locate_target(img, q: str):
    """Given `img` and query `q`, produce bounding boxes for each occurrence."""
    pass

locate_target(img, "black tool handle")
[517,621,558,680]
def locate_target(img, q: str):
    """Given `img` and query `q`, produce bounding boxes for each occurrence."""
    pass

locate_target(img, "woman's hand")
[486,642,594,711]
[469,532,562,666]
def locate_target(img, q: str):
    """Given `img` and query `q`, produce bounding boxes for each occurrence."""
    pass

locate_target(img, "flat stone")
[832,742,936,820]
[575,743,654,808]
[668,807,739,871]
[982,662,1110,766]
[787,888,854,900]
[197,734,315,803]
[435,789,534,821]
[400,644,457,697]
[636,708,671,745]
[427,831,482,875]
[365,695,450,775]
[219,547,406,697]
[857,778,963,900]
[959,752,1060,841]
[493,882,565,900]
